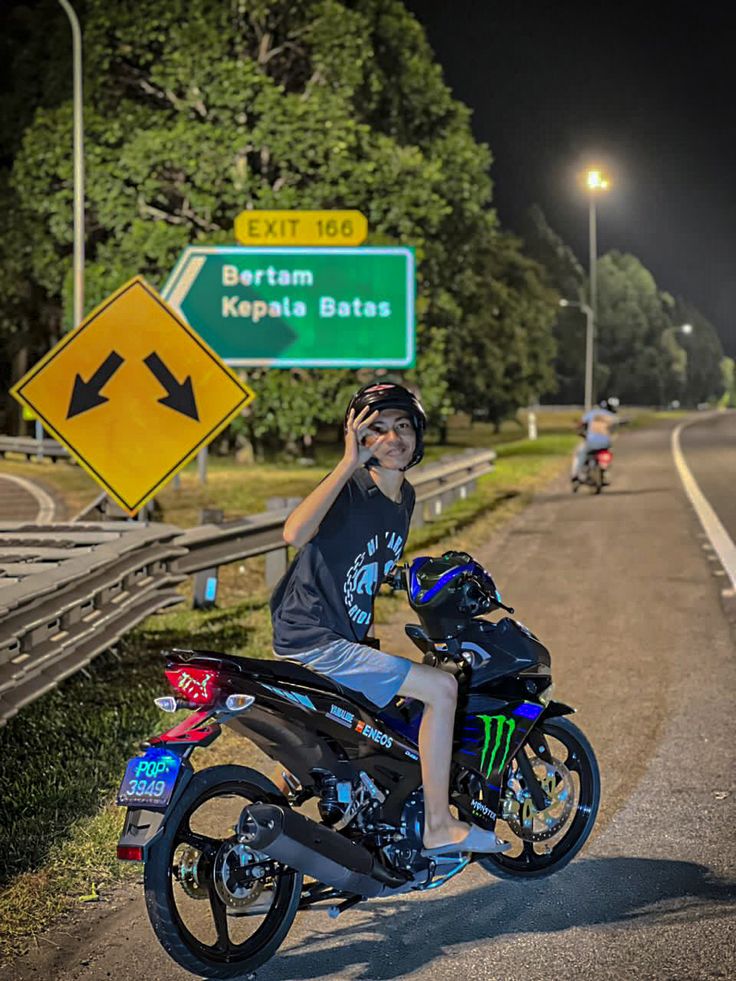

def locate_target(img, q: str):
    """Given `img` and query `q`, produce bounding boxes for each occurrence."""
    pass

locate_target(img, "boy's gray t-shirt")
[270,468,415,656]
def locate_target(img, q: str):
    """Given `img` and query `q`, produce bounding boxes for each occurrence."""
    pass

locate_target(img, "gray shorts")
[274,638,413,708]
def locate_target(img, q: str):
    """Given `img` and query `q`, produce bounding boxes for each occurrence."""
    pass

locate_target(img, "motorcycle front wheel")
[144,765,302,980]
[480,716,600,879]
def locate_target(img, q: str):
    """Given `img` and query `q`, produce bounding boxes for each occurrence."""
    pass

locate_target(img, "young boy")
[270,382,507,856]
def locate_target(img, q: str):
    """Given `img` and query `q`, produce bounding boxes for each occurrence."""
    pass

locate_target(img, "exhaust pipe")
[238,803,408,898]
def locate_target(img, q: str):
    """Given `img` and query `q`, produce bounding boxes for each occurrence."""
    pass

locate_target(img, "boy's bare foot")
[423,817,511,855]
[422,817,473,850]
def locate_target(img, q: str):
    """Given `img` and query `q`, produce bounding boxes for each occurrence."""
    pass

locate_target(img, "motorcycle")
[574,446,613,494]
[116,551,600,979]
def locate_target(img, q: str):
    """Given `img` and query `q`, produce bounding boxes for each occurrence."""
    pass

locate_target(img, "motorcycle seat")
[165,648,383,714]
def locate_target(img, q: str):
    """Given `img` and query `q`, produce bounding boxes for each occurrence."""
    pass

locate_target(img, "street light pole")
[559,298,594,411]
[583,303,593,412]
[588,193,597,336]
[57,0,85,327]
[584,169,609,407]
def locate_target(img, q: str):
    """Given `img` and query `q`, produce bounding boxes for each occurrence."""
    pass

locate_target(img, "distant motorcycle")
[116,551,600,979]
[574,447,613,494]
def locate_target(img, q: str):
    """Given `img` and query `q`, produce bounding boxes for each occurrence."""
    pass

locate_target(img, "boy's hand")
[344,407,385,468]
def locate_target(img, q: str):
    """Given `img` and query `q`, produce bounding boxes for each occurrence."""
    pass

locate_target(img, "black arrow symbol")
[67,351,125,419]
[144,352,199,421]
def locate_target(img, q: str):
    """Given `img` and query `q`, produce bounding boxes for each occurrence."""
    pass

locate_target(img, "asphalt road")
[680,410,736,544]
[0,472,56,522]
[6,416,735,981]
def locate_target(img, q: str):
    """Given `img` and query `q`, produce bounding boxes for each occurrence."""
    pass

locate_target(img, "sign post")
[162,246,415,368]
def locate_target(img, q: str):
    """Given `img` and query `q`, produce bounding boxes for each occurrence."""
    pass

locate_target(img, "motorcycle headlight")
[539,682,555,707]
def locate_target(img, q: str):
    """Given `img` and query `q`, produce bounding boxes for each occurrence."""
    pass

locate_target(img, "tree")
[669,298,725,405]
[721,357,735,408]
[446,232,558,427]
[595,251,673,404]
[0,0,81,431]
[518,204,586,403]
[2,0,499,443]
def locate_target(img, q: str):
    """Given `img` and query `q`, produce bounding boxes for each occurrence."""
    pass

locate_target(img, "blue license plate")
[116,748,183,809]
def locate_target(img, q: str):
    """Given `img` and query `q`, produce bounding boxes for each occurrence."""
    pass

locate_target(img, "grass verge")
[0,425,582,958]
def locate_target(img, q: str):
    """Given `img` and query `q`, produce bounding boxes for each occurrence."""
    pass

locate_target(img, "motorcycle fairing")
[158,649,548,831]
[452,693,545,825]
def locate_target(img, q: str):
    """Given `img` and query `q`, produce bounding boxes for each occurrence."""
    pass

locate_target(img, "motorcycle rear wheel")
[479,716,600,879]
[144,765,302,979]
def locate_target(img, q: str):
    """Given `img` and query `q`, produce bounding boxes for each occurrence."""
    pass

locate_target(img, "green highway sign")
[161,246,415,368]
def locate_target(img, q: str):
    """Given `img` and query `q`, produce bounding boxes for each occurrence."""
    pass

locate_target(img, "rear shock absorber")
[311,769,343,826]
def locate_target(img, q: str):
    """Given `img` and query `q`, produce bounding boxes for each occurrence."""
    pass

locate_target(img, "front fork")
[506,699,576,814]
[513,742,550,812]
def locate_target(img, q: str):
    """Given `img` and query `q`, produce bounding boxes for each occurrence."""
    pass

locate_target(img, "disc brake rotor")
[503,756,576,841]
[212,841,267,912]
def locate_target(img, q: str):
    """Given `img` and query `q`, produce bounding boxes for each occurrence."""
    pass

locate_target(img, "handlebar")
[384,565,408,591]
[460,574,515,615]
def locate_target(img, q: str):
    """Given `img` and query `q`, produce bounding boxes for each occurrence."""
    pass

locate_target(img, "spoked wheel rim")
[165,781,298,965]
[488,718,599,875]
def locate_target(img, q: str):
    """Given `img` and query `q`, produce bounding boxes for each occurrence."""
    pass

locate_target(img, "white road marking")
[0,472,56,523]
[672,413,736,589]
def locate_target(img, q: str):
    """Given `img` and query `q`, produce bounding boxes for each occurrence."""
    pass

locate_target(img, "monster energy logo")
[478,714,516,778]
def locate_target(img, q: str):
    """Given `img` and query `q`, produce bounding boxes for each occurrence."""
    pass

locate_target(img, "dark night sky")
[405,1,736,357]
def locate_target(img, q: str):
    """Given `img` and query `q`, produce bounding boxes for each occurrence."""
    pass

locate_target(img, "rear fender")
[117,764,195,858]
[147,709,221,748]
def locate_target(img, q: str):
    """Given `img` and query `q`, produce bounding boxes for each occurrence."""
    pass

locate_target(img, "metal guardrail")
[0,449,495,724]
[0,523,186,723]
[0,436,70,462]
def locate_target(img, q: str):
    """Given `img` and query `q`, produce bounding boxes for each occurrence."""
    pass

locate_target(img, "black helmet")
[344,381,426,470]
[598,398,618,414]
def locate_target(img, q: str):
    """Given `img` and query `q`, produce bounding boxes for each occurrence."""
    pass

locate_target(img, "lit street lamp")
[559,298,594,411]
[680,322,693,335]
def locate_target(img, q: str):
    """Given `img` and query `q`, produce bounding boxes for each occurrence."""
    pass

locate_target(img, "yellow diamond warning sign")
[10,277,254,514]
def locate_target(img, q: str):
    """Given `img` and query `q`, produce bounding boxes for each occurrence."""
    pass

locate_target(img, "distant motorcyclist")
[571,399,619,487]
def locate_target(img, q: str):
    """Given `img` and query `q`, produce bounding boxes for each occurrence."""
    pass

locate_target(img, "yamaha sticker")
[327,704,355,728]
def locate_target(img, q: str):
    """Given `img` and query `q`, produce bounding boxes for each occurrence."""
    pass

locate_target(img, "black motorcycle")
[116,551,600,979]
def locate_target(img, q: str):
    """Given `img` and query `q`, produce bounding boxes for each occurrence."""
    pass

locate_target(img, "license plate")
[116,748,183,809]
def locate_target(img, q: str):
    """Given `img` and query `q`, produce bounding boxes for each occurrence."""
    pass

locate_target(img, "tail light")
[596,450,612,466]
[117,845,143,861]
[165,666,221,705]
